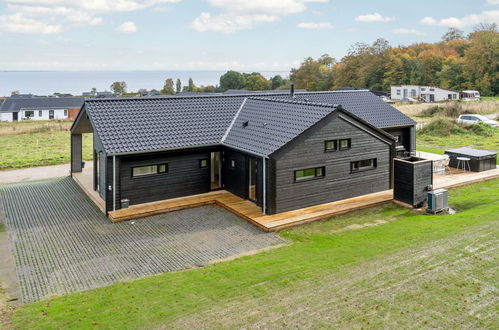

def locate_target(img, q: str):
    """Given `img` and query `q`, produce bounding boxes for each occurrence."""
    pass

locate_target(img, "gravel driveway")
[0,178,284,303]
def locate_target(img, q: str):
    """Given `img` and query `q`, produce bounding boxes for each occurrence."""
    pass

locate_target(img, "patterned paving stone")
[0,178,285,303]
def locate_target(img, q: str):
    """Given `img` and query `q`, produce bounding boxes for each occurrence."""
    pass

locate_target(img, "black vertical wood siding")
[271,111,393,213]
[117,150,212,207]
[393,158,433,206]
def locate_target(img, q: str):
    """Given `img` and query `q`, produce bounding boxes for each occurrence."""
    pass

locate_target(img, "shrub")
[444,102,463,117]
[418,118,466,136]
[468,122,496,137]
[421,105,445,117]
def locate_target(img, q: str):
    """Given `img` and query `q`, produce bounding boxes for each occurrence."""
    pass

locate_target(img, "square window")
[158,164,168,173]
[199,159,208,168]
[339,139,351,150]
[324,140,337,152]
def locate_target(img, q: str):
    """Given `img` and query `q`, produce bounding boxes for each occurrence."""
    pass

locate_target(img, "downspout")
[113,155,116,211]
[262,156,267,215]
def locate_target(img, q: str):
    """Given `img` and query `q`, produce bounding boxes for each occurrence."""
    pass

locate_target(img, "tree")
[463,30,499,95]
[219,71,246,91]
[90,87,97,96]
[245,73,270,91]
[188,78,196,92]
[176,79,182,94]
[110,81,127,96]
[270,75,285,89]
[290,56,334,91]
[161,78,175,95]
[442,28,464,42]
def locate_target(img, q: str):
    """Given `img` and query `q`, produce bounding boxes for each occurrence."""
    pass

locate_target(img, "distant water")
[0,71,289,96]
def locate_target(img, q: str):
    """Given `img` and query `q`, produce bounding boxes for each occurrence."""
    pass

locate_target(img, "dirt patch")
[169,222,498,329]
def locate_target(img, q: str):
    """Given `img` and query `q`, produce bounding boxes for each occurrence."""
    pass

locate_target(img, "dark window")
[132,164,168,177]
[64,109,68,116]
[230,160,236,168]
[339,139,351,150]
[421,88,426,91]
[199,159,208,168]
[38,110,42,117]
[24,111,34,118]
[351,159,377,173]
[294,167,325,182]
[324,140,337,152]
[429,88,435,91]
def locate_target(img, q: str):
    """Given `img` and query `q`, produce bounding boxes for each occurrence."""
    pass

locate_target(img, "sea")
[0,71,289,96]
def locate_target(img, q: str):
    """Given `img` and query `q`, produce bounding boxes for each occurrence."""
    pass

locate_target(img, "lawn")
[0,121,93,170]
[417,126,499,164]
[11,179,499,329]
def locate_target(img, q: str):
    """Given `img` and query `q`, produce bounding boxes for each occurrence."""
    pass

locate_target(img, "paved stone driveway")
[0,178,284,303]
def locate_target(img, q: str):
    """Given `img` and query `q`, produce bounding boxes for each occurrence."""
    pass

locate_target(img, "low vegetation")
[0,121,92,170]
[10,179,499,329]
[396,99,499,118]
[416,116,499,164]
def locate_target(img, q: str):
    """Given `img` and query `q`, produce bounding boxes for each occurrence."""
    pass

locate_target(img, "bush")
[418,118,466,136]
[421,105,445,117]
[420,102,464,118]
[469,122,496,137]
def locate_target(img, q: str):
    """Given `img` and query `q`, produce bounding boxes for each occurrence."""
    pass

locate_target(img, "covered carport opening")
[70,107,94,174]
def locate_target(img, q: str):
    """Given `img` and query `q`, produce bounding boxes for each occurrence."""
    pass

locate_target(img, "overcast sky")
[0,0,498,71]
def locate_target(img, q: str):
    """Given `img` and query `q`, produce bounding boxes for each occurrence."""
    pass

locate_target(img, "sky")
[0,0,498,71]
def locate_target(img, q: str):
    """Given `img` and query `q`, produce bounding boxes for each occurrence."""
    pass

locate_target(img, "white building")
[390,85,459,102]
[0,96,84,122]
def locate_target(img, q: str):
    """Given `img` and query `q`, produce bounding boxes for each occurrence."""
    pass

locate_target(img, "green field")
[0,121,93,170]
[11,179,499,329]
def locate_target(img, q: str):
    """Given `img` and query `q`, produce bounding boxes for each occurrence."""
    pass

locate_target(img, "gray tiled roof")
[0,97,84,112]
[223,98,336,156]
[276,91,416,128]
[84,94,280,155]
[79,90,414,155]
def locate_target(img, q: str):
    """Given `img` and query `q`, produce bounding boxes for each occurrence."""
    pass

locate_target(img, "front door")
[12,112,18,121]
[248,158,257,202]
[210,151,221,190]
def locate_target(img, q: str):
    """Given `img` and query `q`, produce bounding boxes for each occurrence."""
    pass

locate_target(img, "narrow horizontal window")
[199,159,208,168]
[339,138,351,150]
[324,140,337,152]
[351,159,377,173]
[294,166,325,182]
[132,163,168,177]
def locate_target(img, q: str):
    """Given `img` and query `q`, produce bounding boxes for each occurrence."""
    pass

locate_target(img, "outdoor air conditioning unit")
[427,189,448,214]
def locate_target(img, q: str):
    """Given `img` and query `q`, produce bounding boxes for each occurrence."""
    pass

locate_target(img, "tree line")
[290,24,498,96]
[108,23,497,97]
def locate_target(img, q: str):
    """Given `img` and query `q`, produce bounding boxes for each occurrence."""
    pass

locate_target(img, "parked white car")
[456,114,498,127]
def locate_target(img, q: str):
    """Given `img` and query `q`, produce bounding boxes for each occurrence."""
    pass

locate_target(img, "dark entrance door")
[210,151,221,190]
[12,112,18,121]
[248,158,257,202]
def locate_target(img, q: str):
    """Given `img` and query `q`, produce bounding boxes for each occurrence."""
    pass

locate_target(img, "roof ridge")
[248,96,338,108]
[84,91,292,102]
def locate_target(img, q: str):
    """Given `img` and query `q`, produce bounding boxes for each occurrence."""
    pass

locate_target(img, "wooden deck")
[80,163,499,232]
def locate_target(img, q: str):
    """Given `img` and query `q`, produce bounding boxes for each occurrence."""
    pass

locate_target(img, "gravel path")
[0,178,284,303]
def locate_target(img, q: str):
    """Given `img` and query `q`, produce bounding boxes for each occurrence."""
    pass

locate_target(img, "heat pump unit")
[427,189,448,214]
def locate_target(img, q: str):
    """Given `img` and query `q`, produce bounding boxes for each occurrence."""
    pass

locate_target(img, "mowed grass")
[11,179,499,329]
[0,121,93,170]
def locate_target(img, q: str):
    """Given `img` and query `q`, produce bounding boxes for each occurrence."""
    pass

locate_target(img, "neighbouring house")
[70,90,416,215]
[391,85,459,102]
[0,96,85,122]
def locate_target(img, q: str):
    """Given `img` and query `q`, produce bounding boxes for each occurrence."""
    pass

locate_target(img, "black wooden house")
[70,90,416,215]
